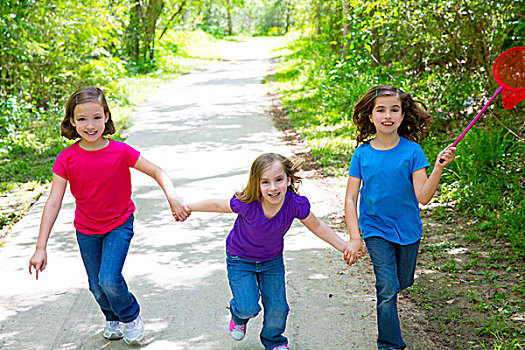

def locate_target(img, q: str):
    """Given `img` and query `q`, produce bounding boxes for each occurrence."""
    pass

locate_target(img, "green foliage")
[271,0,524,259]
[1,0,129,107]
[0,14,220,198]
[195,0,296,36]
[437,122,525,255]
[0,100,67,189]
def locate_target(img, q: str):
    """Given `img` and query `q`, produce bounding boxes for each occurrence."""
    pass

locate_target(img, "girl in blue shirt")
[344,85,456,349]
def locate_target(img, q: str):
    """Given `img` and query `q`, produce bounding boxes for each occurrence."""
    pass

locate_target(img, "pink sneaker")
[273,345,289,350]
[229,318,246,341]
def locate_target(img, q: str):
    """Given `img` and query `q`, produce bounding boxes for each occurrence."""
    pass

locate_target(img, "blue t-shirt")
[226,191,311,261]
[348,137,429,245]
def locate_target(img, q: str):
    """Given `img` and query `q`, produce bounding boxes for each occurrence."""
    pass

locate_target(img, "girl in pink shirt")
[29,86,191,345]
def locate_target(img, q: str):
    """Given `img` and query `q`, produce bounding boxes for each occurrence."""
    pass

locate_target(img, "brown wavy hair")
[235,153,303,203]
[352,85,433,144]
[61,86,116,140]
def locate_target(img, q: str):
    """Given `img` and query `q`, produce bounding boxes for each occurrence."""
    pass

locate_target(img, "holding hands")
[168,193,191,222]
[343,239,366,266]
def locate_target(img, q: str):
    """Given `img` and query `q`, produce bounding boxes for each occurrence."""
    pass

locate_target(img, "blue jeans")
[76,214,140,323]
[226,251,289,350]
[365,236,420,350]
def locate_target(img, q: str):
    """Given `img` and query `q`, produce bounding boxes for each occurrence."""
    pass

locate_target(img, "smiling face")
[259,161,291,207]
[370,96,404,137]
[71,102,109,149]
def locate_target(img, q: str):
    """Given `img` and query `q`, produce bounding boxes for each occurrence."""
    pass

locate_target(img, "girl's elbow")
[417,196,431,206]
[45,198,62,210]
[154,168,167,180]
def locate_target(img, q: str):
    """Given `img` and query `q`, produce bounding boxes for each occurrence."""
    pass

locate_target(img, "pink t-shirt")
[52,139,140,235]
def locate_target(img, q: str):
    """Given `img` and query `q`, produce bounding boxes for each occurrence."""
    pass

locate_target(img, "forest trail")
[0,37,436,349]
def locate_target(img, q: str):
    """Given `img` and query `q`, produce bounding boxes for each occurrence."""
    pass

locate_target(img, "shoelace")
[233,324,246,331]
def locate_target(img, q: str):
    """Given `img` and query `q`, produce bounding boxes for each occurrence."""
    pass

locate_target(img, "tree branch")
[157,0,187,42]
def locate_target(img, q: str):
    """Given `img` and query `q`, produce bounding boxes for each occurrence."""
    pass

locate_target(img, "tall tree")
[125,0,143,62]
[226,0,233,35]
[124,0,169,64]
[145,0,165,59]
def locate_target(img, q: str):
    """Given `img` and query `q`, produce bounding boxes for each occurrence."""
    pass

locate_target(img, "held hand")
[436,146,456,167]
[168,194,191,222]
[343,239,366,266]
[29,248,47,280]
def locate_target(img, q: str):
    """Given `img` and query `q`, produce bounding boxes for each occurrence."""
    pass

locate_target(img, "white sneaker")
[103,320,123,340]
[123,315,145,345]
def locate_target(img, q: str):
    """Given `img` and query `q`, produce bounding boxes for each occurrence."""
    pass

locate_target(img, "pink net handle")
[439,47,525,162]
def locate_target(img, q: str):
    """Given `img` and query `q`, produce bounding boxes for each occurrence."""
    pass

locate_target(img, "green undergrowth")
[0,30,224,235]
[269,31,524,258]
[268,31,524,349]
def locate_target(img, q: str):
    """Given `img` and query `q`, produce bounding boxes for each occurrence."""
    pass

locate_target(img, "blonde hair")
[235,153,303,203]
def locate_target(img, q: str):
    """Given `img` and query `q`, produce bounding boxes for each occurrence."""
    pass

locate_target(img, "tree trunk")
[124,0,143,61]
[226,0,233,35]
[145,0,164,60]
[285,0,291,33]
[315,0,322,35]
[370,8,380,67]
[342,0,350,58]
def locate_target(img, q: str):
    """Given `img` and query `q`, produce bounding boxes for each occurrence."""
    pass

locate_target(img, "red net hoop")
[492,46,525,110]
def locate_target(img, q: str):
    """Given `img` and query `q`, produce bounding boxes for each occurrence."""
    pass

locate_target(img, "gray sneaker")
[103,320,123,340]
[123,315,145,345]
[229,318,246,341]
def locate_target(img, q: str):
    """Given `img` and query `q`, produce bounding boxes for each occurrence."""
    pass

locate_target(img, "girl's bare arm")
[29,174,67,279]
[344,176,366,264]
[300,211,348,253]
[134,156,190,221]
[413,146,456,205]
[187,199,233,213]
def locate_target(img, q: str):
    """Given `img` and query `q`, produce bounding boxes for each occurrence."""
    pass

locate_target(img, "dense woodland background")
[1,1,524,348]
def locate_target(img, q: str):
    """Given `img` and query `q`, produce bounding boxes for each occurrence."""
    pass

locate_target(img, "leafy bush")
[271,3,524,256]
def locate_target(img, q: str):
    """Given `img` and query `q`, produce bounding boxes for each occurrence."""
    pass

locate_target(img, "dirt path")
[0,38,385,349]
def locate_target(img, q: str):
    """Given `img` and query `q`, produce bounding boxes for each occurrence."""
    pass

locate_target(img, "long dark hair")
[352,85,433,144]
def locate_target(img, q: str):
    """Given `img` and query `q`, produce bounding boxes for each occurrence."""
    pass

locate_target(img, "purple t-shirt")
[226,191,311,261]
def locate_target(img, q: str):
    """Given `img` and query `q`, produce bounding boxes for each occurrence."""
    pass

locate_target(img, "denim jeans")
[226,251,289,349]
[365,236,420,350]
[76,214,140,323]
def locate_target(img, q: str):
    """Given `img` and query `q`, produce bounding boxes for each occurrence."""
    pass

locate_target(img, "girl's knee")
[232,301,261,319]
[376,279,400,301]
[98,275,124,294]
[89,282,105,299]
[268,305,289,320]
[263,300,289,319]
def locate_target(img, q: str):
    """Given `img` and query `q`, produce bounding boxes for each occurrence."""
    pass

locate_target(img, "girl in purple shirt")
[188,153,353,350]
[29,87,191,345]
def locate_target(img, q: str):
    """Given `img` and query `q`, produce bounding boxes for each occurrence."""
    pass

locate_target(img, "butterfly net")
[492,47,525,110]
